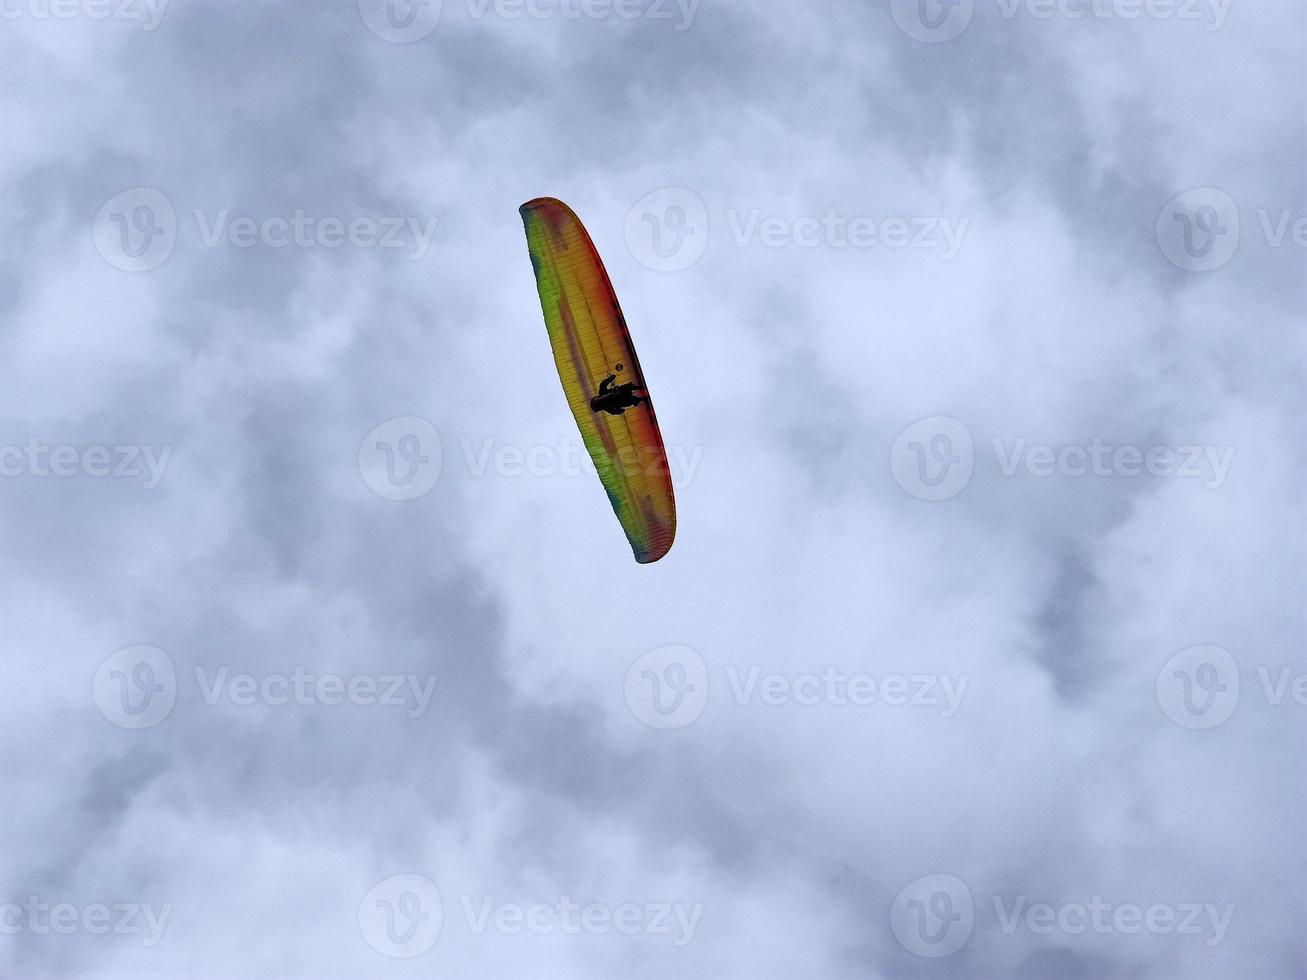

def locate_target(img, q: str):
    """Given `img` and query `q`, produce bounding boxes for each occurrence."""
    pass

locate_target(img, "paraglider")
[519,197,676,564]
[589,373,648,416]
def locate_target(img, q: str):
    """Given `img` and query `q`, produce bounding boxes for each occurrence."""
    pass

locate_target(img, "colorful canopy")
[520,197,676,563]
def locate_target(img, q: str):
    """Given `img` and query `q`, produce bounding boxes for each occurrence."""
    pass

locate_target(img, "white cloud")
[0,3,1300,977]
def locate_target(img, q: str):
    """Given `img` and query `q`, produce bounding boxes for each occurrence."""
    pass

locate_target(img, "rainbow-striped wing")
[520,197,676,563]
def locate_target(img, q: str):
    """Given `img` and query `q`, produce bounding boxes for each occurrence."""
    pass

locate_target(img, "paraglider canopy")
[520,197,676,564]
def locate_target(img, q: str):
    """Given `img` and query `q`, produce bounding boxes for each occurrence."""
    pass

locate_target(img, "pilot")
[589,374,648,416]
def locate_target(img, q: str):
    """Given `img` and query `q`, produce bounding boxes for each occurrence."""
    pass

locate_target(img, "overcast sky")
[1,1,1303,977]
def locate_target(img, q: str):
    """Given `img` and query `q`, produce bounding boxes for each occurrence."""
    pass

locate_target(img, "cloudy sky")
[1,1,1303,977]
